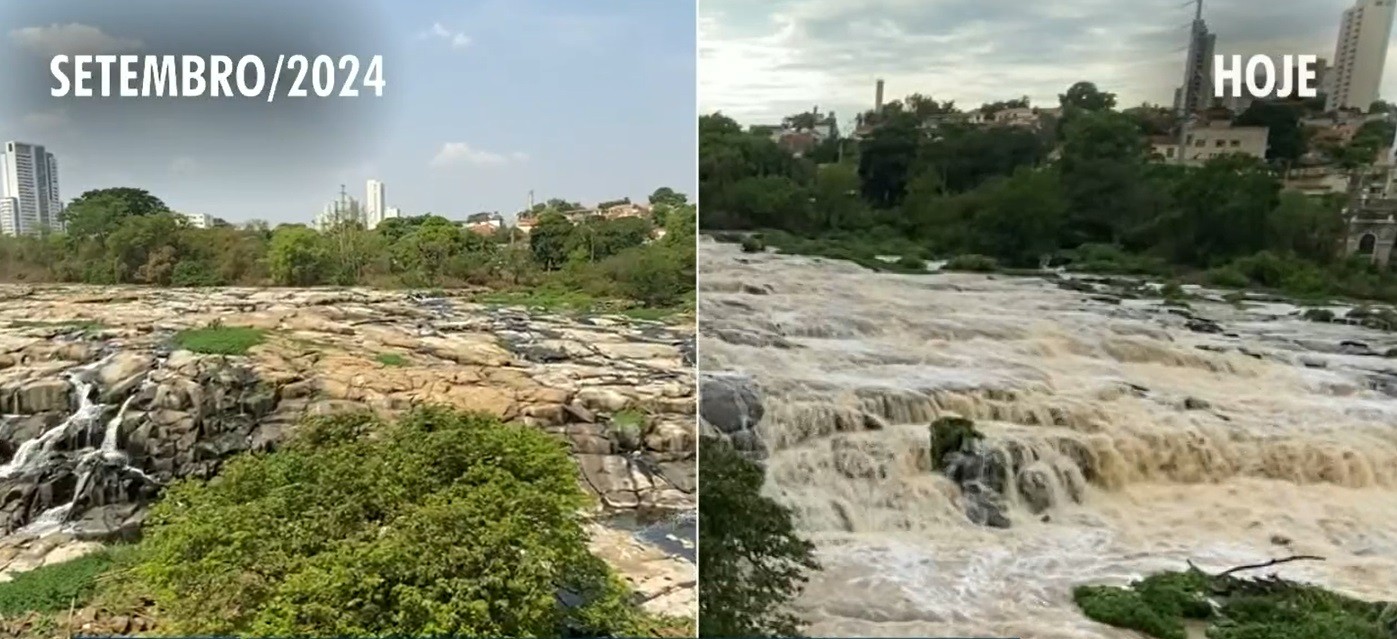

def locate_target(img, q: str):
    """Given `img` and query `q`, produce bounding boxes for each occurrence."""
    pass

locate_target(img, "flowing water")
[3,356,157,538]
[699,239,1397,639]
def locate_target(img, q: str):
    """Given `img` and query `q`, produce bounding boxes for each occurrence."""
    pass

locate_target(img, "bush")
[740,235,765,253]
[170,260,224,287]
[896,254,925,271]
[0,550,118,616]
[1206,266,1250,288]
[944,254,999,272]
[117,408,653,637]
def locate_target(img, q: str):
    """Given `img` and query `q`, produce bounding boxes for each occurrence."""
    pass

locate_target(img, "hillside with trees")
[701,81,1397,303]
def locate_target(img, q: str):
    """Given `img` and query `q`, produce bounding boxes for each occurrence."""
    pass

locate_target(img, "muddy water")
[699,239,1397,639]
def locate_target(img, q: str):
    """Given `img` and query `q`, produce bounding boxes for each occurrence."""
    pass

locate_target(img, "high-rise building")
[365,179,385,229]
[0,141,62,236]
[1174,17,1216,116]
[315,190,363,231]
[1327,0,1396,112]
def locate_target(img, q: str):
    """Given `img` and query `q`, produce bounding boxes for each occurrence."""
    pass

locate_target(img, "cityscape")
[0,140,662,239]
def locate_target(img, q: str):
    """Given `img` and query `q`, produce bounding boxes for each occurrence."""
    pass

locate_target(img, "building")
[1345,200,1397,265]
[181,212,213,228]
[1327,0,1396,112]
[1174,16,1217,116]
[315,191,363,231]
[1151,120,1269,164]
[463,211,503,236]
[0,141,62,236]
[365,179,386,229]
[1283,166,1353,197]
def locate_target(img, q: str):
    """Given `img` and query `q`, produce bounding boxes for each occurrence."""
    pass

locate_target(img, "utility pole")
[1176,0,1205,165]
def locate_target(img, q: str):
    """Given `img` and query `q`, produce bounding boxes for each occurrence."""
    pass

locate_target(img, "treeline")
[0,187,695,308]
[701,81,1397,303]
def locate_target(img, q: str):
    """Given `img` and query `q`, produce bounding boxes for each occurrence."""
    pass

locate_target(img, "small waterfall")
[0,357,158,537]
[0,359,107,479]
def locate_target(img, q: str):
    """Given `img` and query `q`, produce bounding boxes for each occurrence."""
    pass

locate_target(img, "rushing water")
[699,239,1397,639]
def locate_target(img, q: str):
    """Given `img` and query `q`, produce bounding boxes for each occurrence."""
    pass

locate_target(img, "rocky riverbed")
[0,284,695,619]
[700,239,1397,638]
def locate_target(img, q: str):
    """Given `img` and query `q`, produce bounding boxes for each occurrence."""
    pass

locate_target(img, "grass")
[0,549,119,616]
[610,408,647,452]
[172,325,266,355]
[375,352,409,367]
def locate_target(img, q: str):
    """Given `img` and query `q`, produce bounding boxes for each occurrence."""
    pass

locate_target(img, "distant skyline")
[0,0,697,224]
[701,0,1397,125]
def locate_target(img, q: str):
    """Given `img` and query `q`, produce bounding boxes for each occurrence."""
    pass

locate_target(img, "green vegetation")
[699,437,819,637]
[172,325,266,355]
[0,550,120,616]
[609,409,647,452]
[1074,565,1396,639]
[97,408,669,637]
[928,416,983,470]
[0,186,695,311]
[374,352,408,367]
[700,81,1397,303]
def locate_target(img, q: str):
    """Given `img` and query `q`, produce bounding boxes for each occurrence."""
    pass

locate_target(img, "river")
[699,239,1397,638]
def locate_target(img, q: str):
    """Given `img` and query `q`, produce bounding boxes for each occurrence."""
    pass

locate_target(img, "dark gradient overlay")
[1,0,403,178]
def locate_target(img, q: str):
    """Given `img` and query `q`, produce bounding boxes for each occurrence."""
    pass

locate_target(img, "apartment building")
[1328,0,1396,112]
[0,141,63,236]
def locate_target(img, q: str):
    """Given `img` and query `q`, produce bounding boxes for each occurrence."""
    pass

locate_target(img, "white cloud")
[429,143,527,168]
[9,23,144,58]
[20,110,69,131]
[170,157,198,175]
[420,22,471,50]
[700,0,1361,124]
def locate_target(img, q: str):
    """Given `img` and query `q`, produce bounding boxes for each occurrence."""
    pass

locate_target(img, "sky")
[700,0,1397,127]
[0,0,697,224]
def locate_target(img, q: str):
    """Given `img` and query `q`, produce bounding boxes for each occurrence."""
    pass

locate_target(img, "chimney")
[875,79,885,112]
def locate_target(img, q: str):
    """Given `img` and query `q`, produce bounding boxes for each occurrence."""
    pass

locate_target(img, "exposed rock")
[0,285,695,602]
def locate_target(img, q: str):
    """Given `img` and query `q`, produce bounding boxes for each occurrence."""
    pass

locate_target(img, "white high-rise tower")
[1327,0,1397,112]
[365,179,385,229]
[0,141,62,236]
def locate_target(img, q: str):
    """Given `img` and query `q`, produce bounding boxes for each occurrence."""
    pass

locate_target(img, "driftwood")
[1215,554,1325,579]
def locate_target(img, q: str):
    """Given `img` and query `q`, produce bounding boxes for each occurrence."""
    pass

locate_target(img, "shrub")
[896,254,925,271]
[1206,266,1250,288]
[117,408,653,637]
[740,235,765,253]
[944,254,999,272]
[170,260,224,287]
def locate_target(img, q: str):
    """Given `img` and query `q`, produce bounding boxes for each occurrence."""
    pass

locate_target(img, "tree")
[699,437,818,637]
[266,226,328,286]
[103,212,184,283]
[1236,100,1306,164]
[1059,81,1117,113]
[970,168,1068,266]
[63,187,170,241]
[1058,110,1150,245]
[858,111,922,208]
[648,187,688,208]
[393,217,465,285]
[528,212,574,270]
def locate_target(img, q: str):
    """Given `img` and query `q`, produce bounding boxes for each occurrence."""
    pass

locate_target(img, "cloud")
[429,143,527,168]
[420,22,471,49]
[9,23,144,57]
[170,157,198,175]
[700,0,1361,124]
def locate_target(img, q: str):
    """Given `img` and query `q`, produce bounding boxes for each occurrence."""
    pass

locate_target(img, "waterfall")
[0,359,108,479]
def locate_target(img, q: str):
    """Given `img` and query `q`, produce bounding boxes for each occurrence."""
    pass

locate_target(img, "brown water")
[699,239,1397,639]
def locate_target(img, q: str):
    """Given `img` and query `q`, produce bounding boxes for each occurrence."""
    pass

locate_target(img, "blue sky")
[0,0,697,224]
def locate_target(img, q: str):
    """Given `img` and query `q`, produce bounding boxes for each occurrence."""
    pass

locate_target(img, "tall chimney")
[875,79,885,112]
